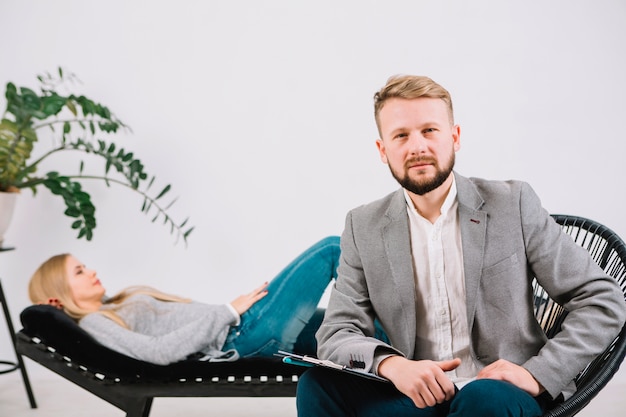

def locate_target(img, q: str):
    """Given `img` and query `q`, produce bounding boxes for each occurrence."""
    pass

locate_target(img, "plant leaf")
[156,184,171,200]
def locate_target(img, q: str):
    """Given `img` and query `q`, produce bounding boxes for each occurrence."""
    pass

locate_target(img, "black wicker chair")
[536,215,626,416]
[13,214,626,417]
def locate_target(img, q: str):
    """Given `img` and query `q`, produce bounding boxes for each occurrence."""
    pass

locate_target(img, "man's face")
[376,97,460,196]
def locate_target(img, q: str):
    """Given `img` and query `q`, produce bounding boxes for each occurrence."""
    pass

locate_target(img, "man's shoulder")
[463,175,531,197]
[457,174,543,214]
[341,190,406,236]
[348,189,402,217]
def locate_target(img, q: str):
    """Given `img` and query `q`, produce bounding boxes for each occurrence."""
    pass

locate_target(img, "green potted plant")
[0,68,193,245]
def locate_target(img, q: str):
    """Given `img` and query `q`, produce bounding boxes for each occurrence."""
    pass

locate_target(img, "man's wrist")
[378,355,405,379]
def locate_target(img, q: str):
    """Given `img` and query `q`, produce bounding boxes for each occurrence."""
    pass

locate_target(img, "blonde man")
[296,75,625,417]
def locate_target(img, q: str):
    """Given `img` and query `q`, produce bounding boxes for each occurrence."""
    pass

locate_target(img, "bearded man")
[295,75,625,417]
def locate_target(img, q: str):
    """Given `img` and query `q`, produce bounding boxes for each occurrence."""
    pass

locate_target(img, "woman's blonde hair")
[28,254,190,327]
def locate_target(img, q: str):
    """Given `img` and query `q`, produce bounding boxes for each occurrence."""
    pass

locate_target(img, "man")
[295,75,626,416]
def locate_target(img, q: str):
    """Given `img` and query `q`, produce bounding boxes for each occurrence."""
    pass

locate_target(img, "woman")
[28,236,339,366]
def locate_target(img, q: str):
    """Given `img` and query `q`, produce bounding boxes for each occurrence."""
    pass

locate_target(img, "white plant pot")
[0,191,18,248]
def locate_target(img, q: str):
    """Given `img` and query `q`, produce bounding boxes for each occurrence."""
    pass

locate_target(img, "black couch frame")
[16,324,304,417]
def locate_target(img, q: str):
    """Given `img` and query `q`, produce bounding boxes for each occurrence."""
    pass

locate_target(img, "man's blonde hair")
[373,75,454,134]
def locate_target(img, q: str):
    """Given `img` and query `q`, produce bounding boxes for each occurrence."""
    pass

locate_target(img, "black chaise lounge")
[16,303,307,417]
[15,215,626,417]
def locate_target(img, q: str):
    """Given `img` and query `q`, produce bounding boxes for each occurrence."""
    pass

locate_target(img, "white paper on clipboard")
[276,351,389,383]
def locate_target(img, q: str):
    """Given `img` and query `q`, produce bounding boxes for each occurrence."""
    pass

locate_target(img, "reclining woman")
[28,237,339,366]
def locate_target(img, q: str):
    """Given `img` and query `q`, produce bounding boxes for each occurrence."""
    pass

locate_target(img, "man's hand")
[476,359,545,396]
[378,356,461,408]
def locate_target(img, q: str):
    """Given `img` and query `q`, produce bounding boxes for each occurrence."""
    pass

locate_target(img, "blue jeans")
[222,236,340,357]
[297,367,546,417]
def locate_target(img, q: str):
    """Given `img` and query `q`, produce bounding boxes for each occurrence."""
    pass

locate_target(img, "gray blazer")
[317,173,625,399]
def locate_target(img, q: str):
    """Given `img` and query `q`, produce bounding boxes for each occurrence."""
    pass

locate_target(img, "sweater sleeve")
[79,297,239,365]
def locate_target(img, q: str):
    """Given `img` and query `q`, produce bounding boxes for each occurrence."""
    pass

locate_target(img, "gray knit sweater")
[79,294,239,365]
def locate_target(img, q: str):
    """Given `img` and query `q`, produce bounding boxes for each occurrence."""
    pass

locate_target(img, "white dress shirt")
[404,176,479,385]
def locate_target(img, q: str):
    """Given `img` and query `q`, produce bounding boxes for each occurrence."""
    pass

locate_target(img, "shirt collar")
[403,173,458,217]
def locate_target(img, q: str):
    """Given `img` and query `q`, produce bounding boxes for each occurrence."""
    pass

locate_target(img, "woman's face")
[65,255,106,310]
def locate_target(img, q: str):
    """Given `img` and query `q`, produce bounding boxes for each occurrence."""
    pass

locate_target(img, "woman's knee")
[316,235,340,248]
[308,236,341,275]
[313,236,340,259]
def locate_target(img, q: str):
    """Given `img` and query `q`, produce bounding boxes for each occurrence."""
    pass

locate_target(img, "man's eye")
[423,128,436,133]
[394,133,408,140]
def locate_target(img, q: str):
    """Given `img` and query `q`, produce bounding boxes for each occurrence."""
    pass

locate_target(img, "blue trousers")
[222,236,340,357]
[297,367,546,417]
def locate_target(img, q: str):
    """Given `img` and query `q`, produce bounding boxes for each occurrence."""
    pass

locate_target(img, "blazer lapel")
[381,190,417,356]
[456,174,487,329]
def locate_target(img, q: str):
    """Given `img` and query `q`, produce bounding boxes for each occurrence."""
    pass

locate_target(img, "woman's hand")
[229,282,269,315]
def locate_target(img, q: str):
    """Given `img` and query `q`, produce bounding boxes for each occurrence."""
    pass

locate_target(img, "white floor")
[1,360,625,416]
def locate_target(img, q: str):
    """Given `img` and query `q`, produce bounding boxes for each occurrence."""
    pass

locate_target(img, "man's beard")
[388,153,455,196]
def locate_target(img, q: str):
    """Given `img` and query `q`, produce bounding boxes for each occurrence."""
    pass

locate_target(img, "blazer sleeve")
[316,210,403,372]
[518,183,626,398]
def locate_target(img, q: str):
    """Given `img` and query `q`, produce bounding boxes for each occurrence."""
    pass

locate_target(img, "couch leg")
[125,397,153,417]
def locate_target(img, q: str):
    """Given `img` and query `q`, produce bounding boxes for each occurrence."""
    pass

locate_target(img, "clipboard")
[276,351,389,383]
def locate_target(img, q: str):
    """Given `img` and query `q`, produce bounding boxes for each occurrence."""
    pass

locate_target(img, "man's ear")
[452,125,461,152]
[376,139,388,164]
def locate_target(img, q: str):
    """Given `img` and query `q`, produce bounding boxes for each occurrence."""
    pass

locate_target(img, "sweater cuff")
[225,304,241,326]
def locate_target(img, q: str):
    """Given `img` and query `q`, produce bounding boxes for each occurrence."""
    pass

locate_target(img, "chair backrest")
[534,215,626,337]
[533,214,626,416]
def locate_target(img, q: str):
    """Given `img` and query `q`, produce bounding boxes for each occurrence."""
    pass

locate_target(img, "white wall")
[1,0,625,365]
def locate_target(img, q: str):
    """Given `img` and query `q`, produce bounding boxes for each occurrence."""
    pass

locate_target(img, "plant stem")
[21,174,172,219]
[22,146,67,172]
[33,117,103,130]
